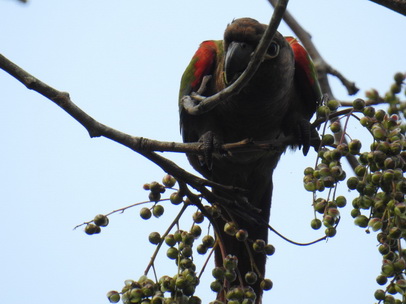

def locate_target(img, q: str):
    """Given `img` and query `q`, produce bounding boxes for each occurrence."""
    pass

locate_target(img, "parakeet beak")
[224,41,254,85]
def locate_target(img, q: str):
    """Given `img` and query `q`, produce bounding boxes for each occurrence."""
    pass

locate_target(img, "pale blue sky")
[0,1,404,304]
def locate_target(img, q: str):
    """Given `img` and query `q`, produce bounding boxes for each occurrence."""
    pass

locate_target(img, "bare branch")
[369,0,406,15]
[0,53,275,222]
[181,0,289,116]
[266,0,360,171]
[0,53,242,198]
[267,0,359,97]
[0,53,301,158]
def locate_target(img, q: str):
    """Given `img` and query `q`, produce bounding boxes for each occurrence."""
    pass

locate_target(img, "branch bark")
[369,0,406,15]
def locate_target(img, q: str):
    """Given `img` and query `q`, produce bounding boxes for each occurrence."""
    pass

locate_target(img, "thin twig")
[268,224,327,246]
[144,203,189,275]
[72,199,166,230]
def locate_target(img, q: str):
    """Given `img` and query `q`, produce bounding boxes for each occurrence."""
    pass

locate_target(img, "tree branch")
[181,0,289,116]
[0,54,238,196]
[267,0,359,97]
[369,0,406,15]
[0,53,273,222]
[267,0,360,171]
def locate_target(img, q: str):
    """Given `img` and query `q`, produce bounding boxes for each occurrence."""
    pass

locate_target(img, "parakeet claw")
[296,118,319,156]
[198,131,222,170]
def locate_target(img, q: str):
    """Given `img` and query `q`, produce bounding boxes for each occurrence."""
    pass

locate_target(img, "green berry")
[311,218,322,230]
[347,176,359,190]
[321,134,335,146]
[368,218,383,232]
[264,244,275,256]
[140,207,152,220]
[196,244,207,255]
[245,271,258,285]
[390,83,401,94]
[181,232,194,245]
[164,234,176,247]
[192,211,204,223]
[188,296,202,304]
[162,174,176,188]
[223,255,238,271]
[253,239,266,252]
[348,139,362,155]
[327,99,340,111]
[224,270,237,282]
[394,72,405,84]
[166,247,179,259]
[374,289,386,300]
[212,267,225,280]
[363,106,376,118]
[375,109,386,122]
[354,215,369,228]
[330,121,341,133]
[325,227,337,237]
[85,223,100,235]
[304,167,314,175]
[317,105,331,118]
[170,192,183,205]
[372,125,387,140]
[381,262,395,277]
[107,291,120,303]
[235,229,248,241]
[149,181,164,193]
[181,245,193,257]
[190,225,202,238]
[323,215,335,228]
[224,222,238,236]
[152,204,164,218]
[354,165,366,177]
[130,288,143,301]
[93,214,109,227]
[376,275,388,285]
[210,280,222,292]
[335,196,347,208]
[314,199,327,213]
[202,235,215,248]
[149,192,161,202]
[260,279,273,291]
[352,98,366,110]
[149,232,161,245]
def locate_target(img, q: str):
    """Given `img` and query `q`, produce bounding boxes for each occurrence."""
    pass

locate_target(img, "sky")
[0,0,405,304]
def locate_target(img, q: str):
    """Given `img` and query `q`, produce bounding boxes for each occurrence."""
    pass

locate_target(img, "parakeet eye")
[267,42,280,58]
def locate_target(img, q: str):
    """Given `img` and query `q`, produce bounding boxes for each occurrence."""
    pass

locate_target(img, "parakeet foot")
[198,131,222,170]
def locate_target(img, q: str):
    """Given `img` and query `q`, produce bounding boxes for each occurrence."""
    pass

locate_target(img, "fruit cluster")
[305,72,406,303]
[85,214,109,235]
[303,97,350,238]
[209,254,273,304]
[350,111,405,303]
[106,174,205,304]
[345,74,406,303]
[107,275,202,304]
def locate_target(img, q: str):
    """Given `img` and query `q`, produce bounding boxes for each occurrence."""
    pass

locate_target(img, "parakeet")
[179,17,321,303]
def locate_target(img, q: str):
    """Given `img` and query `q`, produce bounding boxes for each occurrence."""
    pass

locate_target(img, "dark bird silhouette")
[179,18,321,303]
